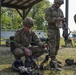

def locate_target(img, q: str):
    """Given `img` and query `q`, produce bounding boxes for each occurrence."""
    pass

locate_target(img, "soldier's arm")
[14,30,25,50]
[32,31,43,47]
[57,8,64,21]
[45,8,64,23]
[45,8,57,23]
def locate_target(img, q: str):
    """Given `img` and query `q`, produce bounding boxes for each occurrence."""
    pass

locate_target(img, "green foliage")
[1,0,51,31]
[1,13,12,29]
[27,0,51,31]
[1,8,22,30]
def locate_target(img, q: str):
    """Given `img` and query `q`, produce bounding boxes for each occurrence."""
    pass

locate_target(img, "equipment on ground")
[12,60,24,71]
[62,18,73,47]
[65,59,74,66]
[12,57,43,75]
[24,56,38,69]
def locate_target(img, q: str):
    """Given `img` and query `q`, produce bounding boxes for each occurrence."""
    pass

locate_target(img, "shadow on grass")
[0,64,76,75]
[0,67,59,75]
[63,64,76,71]
[40,63,76,75]
[0,67,19,75]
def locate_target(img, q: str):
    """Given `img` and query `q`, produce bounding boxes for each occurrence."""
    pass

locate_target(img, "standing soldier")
[45,0,64,70]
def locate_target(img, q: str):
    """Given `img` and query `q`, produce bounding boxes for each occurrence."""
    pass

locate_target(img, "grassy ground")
[0,38,76,75]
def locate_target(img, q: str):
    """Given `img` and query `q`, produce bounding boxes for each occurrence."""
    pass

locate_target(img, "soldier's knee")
[13,48,24,57]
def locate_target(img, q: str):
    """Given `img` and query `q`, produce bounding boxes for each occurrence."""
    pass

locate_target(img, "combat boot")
[55,59,62,64]
[24,56,38,69]
[39,55,49,70]
[50,60,62,71]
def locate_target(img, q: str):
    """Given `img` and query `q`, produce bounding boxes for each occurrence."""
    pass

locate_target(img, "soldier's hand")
[43,44,50,50]
[23,48,32,56]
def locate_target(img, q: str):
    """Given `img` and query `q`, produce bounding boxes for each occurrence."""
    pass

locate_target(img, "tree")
[28,0,51,31]
[1,8,12,29]
[1,0,51,30]
[1,8,22,30]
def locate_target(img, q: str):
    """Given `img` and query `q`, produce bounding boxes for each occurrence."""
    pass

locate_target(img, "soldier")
[13,17,45,69]
[74,14,76,23]
[45,0,64,70]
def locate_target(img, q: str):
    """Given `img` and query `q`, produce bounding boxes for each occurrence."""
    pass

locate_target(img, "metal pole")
[0,0,1,45]
[65,0,69,30]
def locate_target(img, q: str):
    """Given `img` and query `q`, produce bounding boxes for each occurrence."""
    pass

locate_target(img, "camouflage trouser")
[47,24,60,59]
[13,46,44,59]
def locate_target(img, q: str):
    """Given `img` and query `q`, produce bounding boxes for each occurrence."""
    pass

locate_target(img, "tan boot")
[50,60,62,71]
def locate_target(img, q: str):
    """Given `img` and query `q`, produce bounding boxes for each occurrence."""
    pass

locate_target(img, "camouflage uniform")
[45,2,64,59]
[13,18,44,59]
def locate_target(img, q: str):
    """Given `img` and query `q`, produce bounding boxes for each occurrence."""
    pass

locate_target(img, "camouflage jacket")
[45,5,64,27]
[14,28,41,50]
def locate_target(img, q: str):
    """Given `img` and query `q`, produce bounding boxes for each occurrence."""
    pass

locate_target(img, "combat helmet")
[12,60,23,71]
[54,0,64,5]
[23,17,34,27]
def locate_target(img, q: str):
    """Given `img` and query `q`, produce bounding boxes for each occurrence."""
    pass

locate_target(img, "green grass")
[0,38,76,75]
[60,38,65,47]
[60,38,76,47]
[0,38,6,45]
[0,37,75,46]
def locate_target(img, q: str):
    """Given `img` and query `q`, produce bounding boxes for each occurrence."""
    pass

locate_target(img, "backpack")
[10,36,15,52]
[10,29,24,52]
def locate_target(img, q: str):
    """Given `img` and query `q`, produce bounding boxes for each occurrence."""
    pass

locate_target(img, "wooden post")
[65,0,69,33]
[0,0,1,45]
